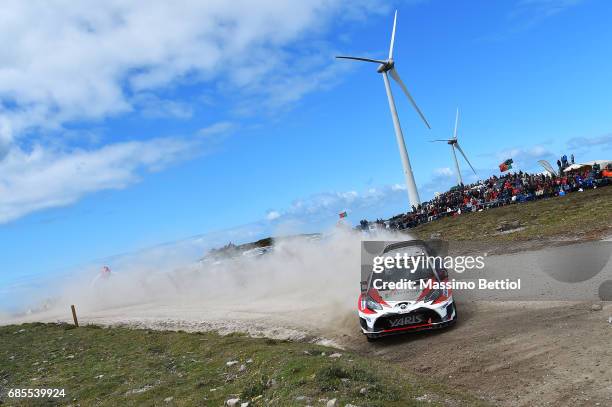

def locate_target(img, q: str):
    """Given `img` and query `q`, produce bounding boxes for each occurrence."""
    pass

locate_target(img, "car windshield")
[369,246,435,302]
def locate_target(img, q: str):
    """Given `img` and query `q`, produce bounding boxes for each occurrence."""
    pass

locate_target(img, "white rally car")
[358,241,457,341]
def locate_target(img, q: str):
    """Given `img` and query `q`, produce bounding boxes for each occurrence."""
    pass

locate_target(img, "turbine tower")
[336,10,430,209]
[431,108,476,186]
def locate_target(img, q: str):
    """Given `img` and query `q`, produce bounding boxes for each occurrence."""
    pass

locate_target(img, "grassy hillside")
[411,186,612,242]
[0,323,486,407]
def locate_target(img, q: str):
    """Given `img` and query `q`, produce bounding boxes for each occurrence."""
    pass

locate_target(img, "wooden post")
[71,305,79,327]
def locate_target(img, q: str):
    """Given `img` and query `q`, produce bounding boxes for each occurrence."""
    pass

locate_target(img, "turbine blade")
[455,143,476,174]
[389,10,397,59]
[335,56,386,64]
[453,107,459,139]
[388,68,431,129]
[430,139,452,142]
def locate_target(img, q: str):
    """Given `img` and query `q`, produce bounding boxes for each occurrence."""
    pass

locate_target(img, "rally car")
[358,241,457,341]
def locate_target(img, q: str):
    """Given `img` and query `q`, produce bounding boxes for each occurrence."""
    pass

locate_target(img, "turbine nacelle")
[376,59,394,73]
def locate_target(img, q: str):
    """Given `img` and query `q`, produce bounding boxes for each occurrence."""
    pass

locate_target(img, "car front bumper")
[359,300,457,337]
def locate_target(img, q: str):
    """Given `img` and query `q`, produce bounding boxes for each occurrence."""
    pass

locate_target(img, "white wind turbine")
[336,10,430,209]
[431,108,476,186]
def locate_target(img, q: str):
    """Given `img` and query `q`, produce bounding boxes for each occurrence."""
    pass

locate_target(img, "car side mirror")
[360,280,368,293]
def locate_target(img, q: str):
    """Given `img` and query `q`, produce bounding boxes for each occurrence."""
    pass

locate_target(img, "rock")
[226,360,239,367]
[266,378,277,388]
[240,403,250,407]
[95,374,104,379]
[327,399,338,407]
[345,404,359,407]
[125,385,154,396]
[238,364,246,372]
[591,303,603,311]
[226,398,240,407]
[164,397,173,403]
[329,353,342,358]
[246,358,253,364]
[496,220,520,232]
[359,387,367,395]
[295,395,308,401]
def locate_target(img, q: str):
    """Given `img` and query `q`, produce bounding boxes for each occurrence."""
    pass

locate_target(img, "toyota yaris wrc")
[358,241,457,341]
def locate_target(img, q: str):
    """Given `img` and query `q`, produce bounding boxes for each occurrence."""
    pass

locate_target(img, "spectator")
[368,167,609,232]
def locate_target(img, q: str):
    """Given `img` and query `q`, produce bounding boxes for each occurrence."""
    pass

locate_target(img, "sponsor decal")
[389,314,423,327]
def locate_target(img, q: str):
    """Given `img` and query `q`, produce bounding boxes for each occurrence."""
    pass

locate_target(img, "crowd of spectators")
[359,164,610,231]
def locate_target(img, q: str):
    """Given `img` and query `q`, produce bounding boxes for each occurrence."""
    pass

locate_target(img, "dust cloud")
[5,227,410,335]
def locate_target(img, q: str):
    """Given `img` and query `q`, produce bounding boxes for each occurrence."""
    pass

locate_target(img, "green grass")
[0,323,486,406]
[412,186,612,241]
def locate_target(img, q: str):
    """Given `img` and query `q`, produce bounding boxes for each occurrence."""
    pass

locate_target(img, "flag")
[339,211,348,219]
[537,159,557,176]
[499,158,513,172]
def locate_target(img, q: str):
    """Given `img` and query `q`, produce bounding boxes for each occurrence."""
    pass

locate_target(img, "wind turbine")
[336,10,430,209]
[431,108,476,186]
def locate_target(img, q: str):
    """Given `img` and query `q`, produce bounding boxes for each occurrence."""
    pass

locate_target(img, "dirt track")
[342,300,612,407]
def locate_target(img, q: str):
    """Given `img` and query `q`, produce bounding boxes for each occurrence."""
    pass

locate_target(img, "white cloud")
[0,132,215,224]
[266,211,281,221]
[0,119,233,223]
[132,93,193,119]
[267,185,408,223]
[434,167,453,176]
[495,145,554,164]
[567,133,612,151]
[198,121,236,138]
[0,0,386,144]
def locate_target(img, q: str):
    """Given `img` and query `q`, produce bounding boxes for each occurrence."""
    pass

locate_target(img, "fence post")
[71,305,79,327]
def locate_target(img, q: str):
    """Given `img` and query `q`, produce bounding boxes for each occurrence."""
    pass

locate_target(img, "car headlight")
[365,296,383,311]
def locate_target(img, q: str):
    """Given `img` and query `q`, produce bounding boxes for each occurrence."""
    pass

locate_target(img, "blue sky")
[1,0,612,298]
